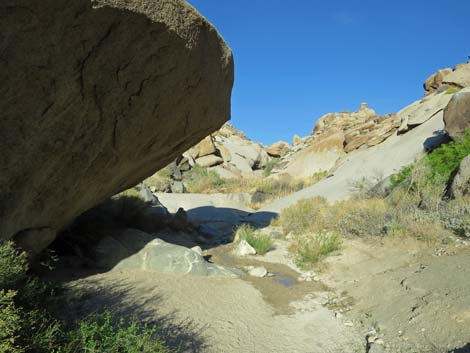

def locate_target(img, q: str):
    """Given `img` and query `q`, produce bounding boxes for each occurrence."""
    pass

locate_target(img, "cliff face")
[0,0,234,255]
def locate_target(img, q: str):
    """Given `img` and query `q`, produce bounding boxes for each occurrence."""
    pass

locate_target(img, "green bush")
[61,312,169,353]
[391,130,470,191]
[426,130,470,181]
[0,241,28,290]
[290,232,341,269]
[0,242,170,353]
[235,224,274,255]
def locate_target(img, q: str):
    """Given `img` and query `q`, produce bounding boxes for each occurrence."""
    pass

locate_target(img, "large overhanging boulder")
[0,0,234,255]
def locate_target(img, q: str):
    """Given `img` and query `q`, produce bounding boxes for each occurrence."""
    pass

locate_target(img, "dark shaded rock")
[0,0,233,254]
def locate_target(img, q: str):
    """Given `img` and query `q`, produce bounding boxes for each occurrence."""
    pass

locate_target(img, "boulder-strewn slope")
[0,0,234,254]
[254,63,470,214]
[147,123,271,193]
[424,62,470,95]
[277,103,399,178]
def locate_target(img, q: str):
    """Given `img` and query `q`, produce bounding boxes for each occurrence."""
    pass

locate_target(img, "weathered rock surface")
[278,103,399,178]
[444,87,470,140]
[443,63,470,89]
[424,62,470,95]
[93,229,236,276]
[0,0,234,252]
[398,91,453,133]
[311,103,399,153]
[152,123,273,190]
[255,111,446,214]
[266,141,291,157]
[424,68,453,95]
[449,155,470,198]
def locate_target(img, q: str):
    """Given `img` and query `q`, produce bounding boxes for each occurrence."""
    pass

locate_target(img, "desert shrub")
[391,131,470,191]
[290,232,341,268]
[333,198,388,237]
[278,197,330,235]
[440,197,470,237]
[61,312,169,353]
[0,242,170,353]
[0,289,22,353]
[279,197,388,238]
[184,164,226,193]
[144,164,174,192]
[263,158,280,177]
[235,224,274,255]
[390,165,413,190]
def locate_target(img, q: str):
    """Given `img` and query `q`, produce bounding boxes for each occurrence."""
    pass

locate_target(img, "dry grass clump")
[279,197,388,238]
[184,167,327,208]
[234,224,274,255]
[289,232,341,269]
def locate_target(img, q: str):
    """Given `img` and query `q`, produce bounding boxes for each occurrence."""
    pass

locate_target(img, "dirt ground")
[60,235,470,353]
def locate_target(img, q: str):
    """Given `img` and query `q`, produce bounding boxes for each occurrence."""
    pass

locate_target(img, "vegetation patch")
[235,224,274,255]
[0,241,171,353]
[277,135,470,264]
[290,232,341,269]
[445,86,462,94]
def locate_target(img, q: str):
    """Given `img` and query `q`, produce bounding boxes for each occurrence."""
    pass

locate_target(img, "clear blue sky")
[188,0,470,145]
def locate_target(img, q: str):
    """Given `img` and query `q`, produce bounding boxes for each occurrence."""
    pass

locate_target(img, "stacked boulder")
[312,103,400,153]
[148,123,272,192]
[424,62,470,96]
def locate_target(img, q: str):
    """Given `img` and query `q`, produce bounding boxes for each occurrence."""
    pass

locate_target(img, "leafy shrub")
[61,312,169,353]
[390,165,413,190]
[391,130,470,191]
[0,242,170,353]
[0,289,22,353]
[0,241,28,289]
[235,224,274,255]
[290,232,341,268]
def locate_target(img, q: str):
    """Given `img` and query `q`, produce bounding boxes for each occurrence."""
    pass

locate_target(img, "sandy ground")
[61,236,470,353]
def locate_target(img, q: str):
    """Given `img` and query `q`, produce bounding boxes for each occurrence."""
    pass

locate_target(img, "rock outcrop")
[311,103,399,153]
[424,68,453,95]
[150,123,272,191]
[444,87,470,140]
[0,0,234,254]
[277,103,399,177]
[266,141,291,157]
[424,62,470,95]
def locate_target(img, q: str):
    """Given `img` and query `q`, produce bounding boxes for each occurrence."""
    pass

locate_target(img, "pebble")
[248,266,268,278]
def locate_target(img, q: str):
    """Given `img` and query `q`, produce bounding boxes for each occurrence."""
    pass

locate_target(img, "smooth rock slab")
[94,229,236,276]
